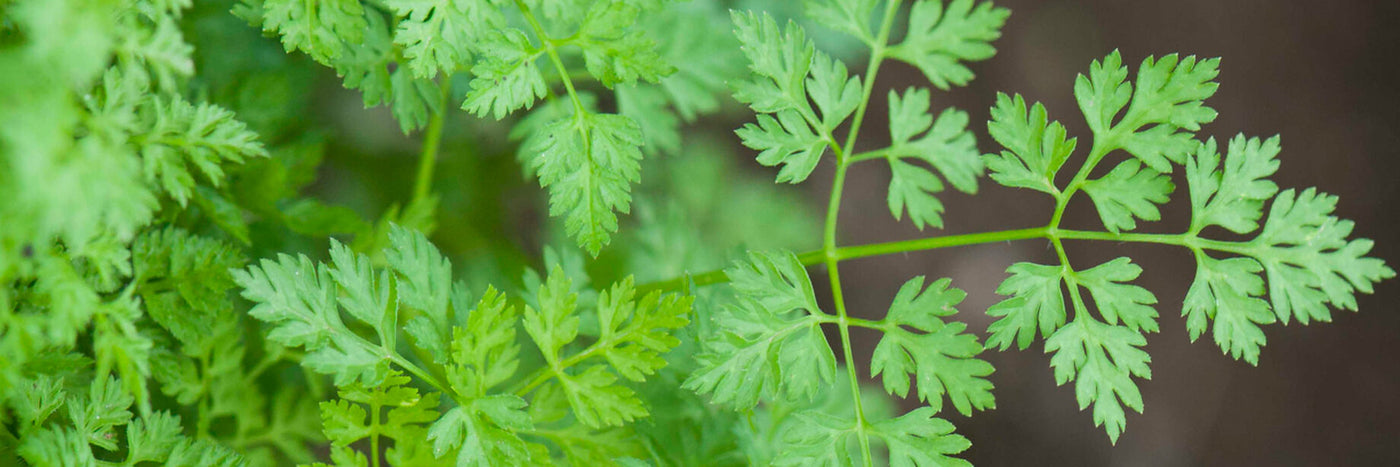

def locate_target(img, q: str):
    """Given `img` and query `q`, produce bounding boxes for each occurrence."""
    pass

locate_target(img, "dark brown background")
[815,1,1400,465]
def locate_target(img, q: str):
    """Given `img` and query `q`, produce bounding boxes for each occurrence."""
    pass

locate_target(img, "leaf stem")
[412,80,450,205]
[516,0,586,115]
[636,226,1261,295]
[825,1,905,464]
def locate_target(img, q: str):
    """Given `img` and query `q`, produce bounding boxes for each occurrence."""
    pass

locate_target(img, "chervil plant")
[0,0,1391,465]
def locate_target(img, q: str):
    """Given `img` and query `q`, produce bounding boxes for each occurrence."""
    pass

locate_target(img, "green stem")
[516,0,586,115]
[847,147,893,163]
[635,226,1262,294]
[370,401,382,467]
[412,80,450,205]
[825,2,904,464]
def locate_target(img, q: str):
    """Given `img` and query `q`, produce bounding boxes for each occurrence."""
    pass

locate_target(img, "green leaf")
[69,377,134,451]
[577,1,675,88]
[326,8,441,133]
[804,0,878,42]
[384,0,493,79]
[137,97,268,206]
[531,111,645,256]
[884,88,983,229]
[462,29,547,120]
[1183,254,1275,365]
[594,277,691,381]
[724,250,820,316]
[736,110,829,184]
[123,412,184,464]
[730,10,814,115]
[427,396,540,466]
[807,52,862,130]
[133,227,242,351]
[731,10,845,184]
[684,250,835,407]
[1044,318,1151,444]
[985,262,1066,350]
[870,407,972,467]
[888,0,1009,90]
[776,410,854,466]
[870,277,995,416]
[523,270,686,428]
[984,93,1076,194]
[1082,159,1174,233]
[448,286,521,394]
[1254,188,1395,324]
[232,242,390,386]
[255,0,366,64]
[1076,258,1160,333]
[385,225,452,319]
[1187,135,1280,234]
[1075,51,1220,172]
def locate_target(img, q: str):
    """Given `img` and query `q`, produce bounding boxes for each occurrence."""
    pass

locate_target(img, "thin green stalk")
[370,401,382,467]
[824,1,905,464]
[515,0,586,115]
[634,226,1266,295]
[412,80,451,205]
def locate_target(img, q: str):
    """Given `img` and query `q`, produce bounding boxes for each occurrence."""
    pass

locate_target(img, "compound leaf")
[888,0,1009,90]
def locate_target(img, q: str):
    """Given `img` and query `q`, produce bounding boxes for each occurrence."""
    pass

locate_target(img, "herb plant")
[0,0,1391,466]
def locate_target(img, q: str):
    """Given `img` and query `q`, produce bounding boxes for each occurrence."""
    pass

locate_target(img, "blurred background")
[228,0,1400,465]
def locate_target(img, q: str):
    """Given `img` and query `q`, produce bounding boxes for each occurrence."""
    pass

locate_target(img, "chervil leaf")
[887,0,1009,90]
[1082,159,1174,233]
[523,269,687,428]
[136,97,268,206]
[1044,318,1151,444]
[884,88,983,229]
[594,277,691,381]
[730,10,815,115]
[807,52,862,129]
[1187,135,1281,234]
[114,15,193,94]
[522,266,581,367]
[1254,188,1395,324]
[870,277,995,416]
[985,262,1066,350]
[684,250,835,407]
[69,376,134,451]
[316,371,443,464]
[1075,51,1220,172]
[123,412,184,464]
[804,0,878,42]
[1077,258,1160,333]
[427,395,541,466]
[736,110,828,184]
[1183,254,1275,365]
[530,111,644,256]
[462,28,547,120]
[384,0,494,79]
[448,286,521,394]
[577,1,674,88]
[724,250,820,317]
[254,0,366,64]
[133,228,243,352]
[776,410,854,466]
[616,3,741,155]
[232,241,391,386]
[984,93,1077,194]
[871,407,972,467]
[385,224,452,323]
[731,10,848,184]
[326,9,442,133]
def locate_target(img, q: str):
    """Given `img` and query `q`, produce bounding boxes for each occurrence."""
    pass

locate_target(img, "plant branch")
[412,80,450,205]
